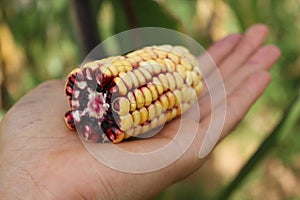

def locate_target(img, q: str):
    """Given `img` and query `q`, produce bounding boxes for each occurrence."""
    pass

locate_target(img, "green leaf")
[130,0,179,29]
[111,0,180,33]
[226,0,260,31]
[111,0,130,33]
[215,92,300,200]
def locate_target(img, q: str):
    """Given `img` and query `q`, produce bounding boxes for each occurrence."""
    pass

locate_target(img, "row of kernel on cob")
[64,45,203,143]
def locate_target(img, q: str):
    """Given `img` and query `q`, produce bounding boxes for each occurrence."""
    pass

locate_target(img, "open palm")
[0,24,281,200]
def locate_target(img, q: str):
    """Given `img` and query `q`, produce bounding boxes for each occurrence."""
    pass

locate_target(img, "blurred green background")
[0,0,299,199]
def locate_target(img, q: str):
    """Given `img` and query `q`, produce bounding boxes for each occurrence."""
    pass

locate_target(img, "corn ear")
[64,45,203,143]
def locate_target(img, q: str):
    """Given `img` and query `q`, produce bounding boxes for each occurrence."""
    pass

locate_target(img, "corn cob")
[64,45,203,143]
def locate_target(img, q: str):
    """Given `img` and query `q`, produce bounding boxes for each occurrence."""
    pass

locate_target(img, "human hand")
[0,24,281,200]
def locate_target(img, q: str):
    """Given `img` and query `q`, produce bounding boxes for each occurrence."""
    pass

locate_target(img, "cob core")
[64,45,203,143]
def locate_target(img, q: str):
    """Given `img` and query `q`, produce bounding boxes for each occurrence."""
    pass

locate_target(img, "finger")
[199,71,272,158]
[221,71,272,138]
[198,33,242,77]
[223,44,281,93]
[199,25,268,97]
[246,44,281,69]
[198,34,242,97]
[198,45,281,119]
[219,24,269,78]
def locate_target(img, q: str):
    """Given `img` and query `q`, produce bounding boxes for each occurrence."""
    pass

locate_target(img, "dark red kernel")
[64,110,75,130]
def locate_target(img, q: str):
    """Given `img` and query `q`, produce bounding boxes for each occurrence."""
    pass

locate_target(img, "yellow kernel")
[142,123,151,133]
[145,49,157,59]
[181,58,192,70]
[191,70,200,86]
[108,63,119,76]
[151,61,162,74]
[167,53,179,64]
[188,87,197,102]
[164,58,176,72]
[112,130,125,143]
[171,108,177,119]
[194,82,203,96]
[112,97,130,116]
[155,58,165,70]
[134,89,145,109]
[157,113,166,126]
[119,72,133,90]
[152,77,164,95]
[101,66,112,77]
[160,95,169,110]
[132,110,141,126]
[139,67,152,81]
[166,91,175,109]
[147,104,156,121]
[138,52,152,60]
[186,71,193,86]
[85,61,99,70]
[147,82,158,101]
[120,60,133,71]
[139,61,154,74]
[139,107,148,124]
[119,114,133,131]
[133,55,143,63]
[173,72,184,89]
[158,74,169,92]
[176,64,186,78]
[111,60,126,73]
[141,87,152,106]
[127,71,139,88]
[166,73,176,91]
[173,89,182,107]
[154,101,164,116]
[133,69,146,85]
[114,77,127,95]
[127,57,138,66]
[150,117,158,129]
[181,86,189,102]
[124,129,134,138]
[153,49,167,58]
[127,91,136,111]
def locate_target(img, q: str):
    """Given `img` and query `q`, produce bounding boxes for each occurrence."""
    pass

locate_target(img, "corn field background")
[0,0,300,199]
